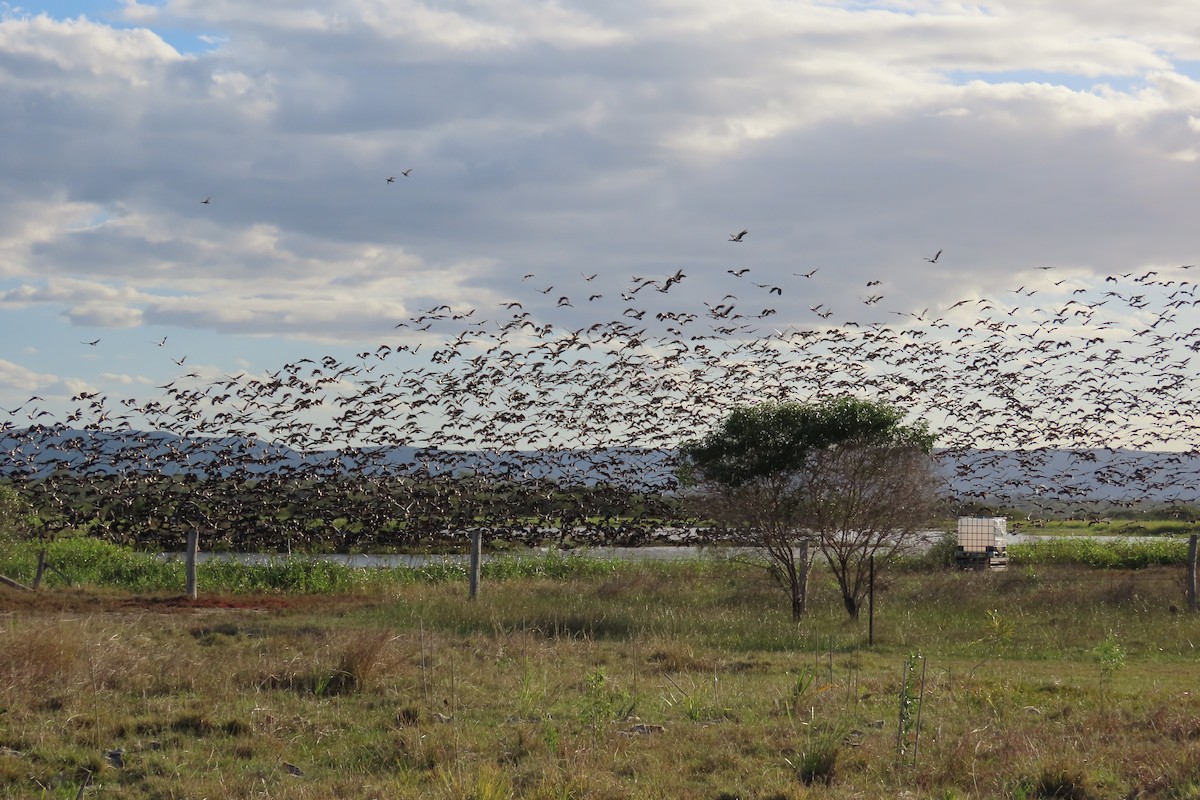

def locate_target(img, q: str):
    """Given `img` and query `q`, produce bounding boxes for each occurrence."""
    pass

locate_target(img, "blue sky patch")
[2,1,220,54]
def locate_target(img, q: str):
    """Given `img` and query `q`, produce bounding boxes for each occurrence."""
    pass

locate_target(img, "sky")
[2,1,1200,449]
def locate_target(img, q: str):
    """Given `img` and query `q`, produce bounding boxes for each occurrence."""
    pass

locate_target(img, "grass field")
[1012,518,1200,539]
[2,543,1200,798]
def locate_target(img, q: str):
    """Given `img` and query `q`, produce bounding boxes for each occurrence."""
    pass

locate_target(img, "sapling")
[897,652,927,766]
[969,609,1015,682]
[1093,631,1125,714]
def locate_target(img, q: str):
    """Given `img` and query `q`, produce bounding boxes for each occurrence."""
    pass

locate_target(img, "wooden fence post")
[31,548,71,588]
[34,548,47,589]
[1187,534,1197,613]
[186,529,199,600]
[469,529,482,600]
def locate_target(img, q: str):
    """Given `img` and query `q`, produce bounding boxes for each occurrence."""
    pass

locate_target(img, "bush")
[921,530,961,568]
[0,483,32,541]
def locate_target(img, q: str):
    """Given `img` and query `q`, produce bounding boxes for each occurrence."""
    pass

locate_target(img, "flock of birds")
[5,213,1200,547]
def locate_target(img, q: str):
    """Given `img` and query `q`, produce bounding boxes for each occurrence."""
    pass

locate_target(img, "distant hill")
[0,427,677,487]
[938,447,1200,505]
[3,427,1199,503]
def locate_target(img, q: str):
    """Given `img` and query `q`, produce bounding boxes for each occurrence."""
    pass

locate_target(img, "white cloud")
[0,358,57,394]
[3,1,1200,417]
[119,2,160,24]
[0,12,183,78]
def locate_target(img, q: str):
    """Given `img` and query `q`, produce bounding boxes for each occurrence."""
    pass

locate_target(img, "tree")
[677,397,942,619]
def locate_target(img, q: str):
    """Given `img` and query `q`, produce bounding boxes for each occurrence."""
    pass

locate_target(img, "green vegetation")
[3,552,1200,799]
[2,534,1198,596]
[0,484,32,541]
[0,536,622,594]
[678,397,944,619]
[1008,536,1190,569]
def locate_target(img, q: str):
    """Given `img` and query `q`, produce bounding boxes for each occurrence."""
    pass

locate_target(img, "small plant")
[580,668,637,734]
[969,609,1015,680]
[787,733,838,786]
[897,652,927,765]
[434,761,513,800]
[541,721,561,754]
[515,662,551,720]
[663,672,735,722]
[1093,631,1125,713]
[1014,764,1097,800]
[782,663,832,718]
[785,713,850,787]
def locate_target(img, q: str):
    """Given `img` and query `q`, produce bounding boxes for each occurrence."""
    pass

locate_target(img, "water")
[160,529,1178,569]
[167,545,730,568]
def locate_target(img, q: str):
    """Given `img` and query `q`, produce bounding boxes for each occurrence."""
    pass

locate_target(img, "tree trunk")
[789,541,810,621]
[829,553,862,618]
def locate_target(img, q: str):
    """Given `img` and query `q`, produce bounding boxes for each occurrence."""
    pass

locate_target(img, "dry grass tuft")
[0,623,82,693]
[327,629,394,694]
[646,644,716,674]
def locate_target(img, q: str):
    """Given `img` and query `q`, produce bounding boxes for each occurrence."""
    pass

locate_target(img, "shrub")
[0,484,32,541]
[1009,537,1188,568]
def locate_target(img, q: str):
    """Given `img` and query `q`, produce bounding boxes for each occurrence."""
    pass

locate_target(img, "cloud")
[0,358,58,394]
[0,11,184,76]
[3,1,1200,417]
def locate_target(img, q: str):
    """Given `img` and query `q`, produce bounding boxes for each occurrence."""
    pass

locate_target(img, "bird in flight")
[200,197,211,205]
[402,169,413,176]
[82,339,100,346]
[729,230,748,242]
[386,176,395,183]
[925,249,942,263]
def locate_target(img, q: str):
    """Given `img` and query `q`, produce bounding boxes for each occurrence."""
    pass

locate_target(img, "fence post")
[1188,534,1197,613]
[186,529,199,600]
[791,540,810,618]
[469,529,482,600]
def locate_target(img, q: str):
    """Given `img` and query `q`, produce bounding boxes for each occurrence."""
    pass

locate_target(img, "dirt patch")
[0,584,379,615]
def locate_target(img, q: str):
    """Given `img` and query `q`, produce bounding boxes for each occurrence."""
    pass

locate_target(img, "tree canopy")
[677,397,935,489]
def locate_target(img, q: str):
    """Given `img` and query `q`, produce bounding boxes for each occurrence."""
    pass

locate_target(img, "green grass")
[3,533,1198,601]
[3,557,1200,798]
[1009,536,1190,568]
[0,536,623,594]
